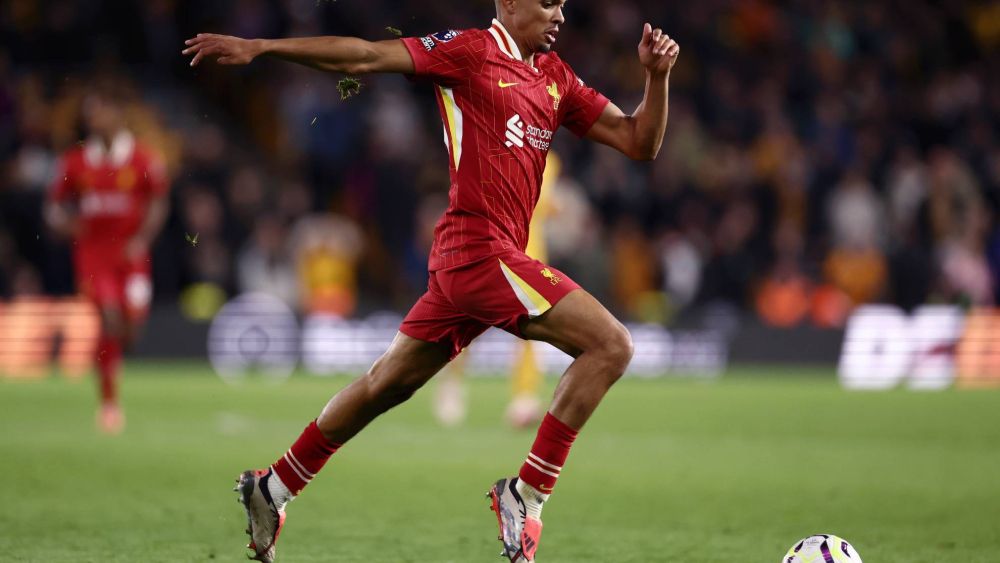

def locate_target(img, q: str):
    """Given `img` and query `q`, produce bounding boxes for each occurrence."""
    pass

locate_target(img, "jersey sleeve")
[400,29,487,87]
[141,151,169,197]
[48,153,77,203]
[559,68,610,138]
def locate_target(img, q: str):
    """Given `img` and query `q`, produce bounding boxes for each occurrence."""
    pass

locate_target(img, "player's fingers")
[641,22,652,43]
[652,28,663,43]
[657,37,669,54]
[184,33,213,46]
[650,37,665,55]
[190,43,219,66]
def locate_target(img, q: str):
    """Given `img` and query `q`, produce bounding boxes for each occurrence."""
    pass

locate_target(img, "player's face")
[514,0,566,54]
[82,95,125,138]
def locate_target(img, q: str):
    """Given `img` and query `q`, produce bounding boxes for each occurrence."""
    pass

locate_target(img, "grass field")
[2,362,999,562]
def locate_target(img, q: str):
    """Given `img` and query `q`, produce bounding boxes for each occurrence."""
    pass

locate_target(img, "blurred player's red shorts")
[400,250,580,358]
[75,248,152,322]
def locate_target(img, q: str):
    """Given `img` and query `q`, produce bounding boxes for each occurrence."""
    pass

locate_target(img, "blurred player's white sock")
[267,469,294,510]
[515,478,549,520]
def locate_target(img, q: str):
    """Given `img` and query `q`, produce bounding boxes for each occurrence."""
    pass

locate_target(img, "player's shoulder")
[417,27,491,52]
[58,145,87,169]
[130,142,163,165]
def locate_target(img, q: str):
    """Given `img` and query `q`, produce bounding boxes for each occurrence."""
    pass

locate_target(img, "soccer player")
[46,86,169,434]
[184,0,678,560]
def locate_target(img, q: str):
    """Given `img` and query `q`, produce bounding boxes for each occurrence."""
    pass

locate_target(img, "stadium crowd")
[1,0,998,328]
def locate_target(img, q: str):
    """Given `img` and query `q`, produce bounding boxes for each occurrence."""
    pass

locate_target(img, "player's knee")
[100,309,126,339]
[598,323,633,380]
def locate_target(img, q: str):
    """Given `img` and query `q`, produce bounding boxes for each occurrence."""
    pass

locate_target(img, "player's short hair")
[84,76,132,108]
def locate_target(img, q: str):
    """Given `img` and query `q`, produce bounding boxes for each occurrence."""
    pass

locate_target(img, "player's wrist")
[645,68,670,81]
[251,38,270,59]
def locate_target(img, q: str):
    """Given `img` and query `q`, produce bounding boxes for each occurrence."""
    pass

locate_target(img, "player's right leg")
[494,290,632,561]
[238,333,455,562]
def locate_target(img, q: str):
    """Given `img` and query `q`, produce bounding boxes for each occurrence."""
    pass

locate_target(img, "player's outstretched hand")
[182,34,260,67]
[638,23,679,76]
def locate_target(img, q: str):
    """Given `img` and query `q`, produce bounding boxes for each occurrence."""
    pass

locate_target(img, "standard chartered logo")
[504,113,552,150]
[505,114,525,148]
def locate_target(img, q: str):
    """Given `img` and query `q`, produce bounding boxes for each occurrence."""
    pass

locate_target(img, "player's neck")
[96,129,124,150]
[513,35,536,67]
[495,17,537,67]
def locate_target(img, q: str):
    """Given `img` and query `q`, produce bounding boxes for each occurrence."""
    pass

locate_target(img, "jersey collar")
[489,19,531,67]
[83,130,135,168]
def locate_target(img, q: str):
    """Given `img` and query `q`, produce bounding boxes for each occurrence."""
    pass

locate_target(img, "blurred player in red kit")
[185,0,678,560]
[45,86,169,434]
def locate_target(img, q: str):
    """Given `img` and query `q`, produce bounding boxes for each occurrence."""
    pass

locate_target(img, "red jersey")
[49,131,167,256]
[402,20,609,271]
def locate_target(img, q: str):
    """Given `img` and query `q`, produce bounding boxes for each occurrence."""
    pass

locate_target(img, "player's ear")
[497,0,517,17]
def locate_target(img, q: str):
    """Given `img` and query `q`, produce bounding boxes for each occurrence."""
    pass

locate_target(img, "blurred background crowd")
[1,0,998,329]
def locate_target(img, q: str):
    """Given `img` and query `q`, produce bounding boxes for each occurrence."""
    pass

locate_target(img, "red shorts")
[75,250,152,322]
[400,250,580,359]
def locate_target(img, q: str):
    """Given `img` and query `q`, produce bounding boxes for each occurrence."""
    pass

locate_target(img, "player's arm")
[182,34,414,74]
[584,24,679,161]
[44,201,80,239]
[125,195,169,260]
[45,157,80,238]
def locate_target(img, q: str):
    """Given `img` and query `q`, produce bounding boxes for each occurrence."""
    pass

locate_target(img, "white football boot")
[488,477,543,562]
[235,469,286,563]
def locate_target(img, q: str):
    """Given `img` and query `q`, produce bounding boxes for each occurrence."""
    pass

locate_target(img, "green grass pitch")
[2,362,999,562]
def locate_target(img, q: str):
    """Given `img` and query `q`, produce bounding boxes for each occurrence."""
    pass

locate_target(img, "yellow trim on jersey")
[499,259,552,318]
[438,86,463,171]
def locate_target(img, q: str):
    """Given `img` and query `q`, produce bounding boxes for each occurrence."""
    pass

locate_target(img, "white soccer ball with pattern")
[782,534,862,563]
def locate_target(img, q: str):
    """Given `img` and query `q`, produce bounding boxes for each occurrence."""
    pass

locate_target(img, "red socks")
[271,421,342,495]
[518,413,579,494]
[96,334,122,405]
[271,415,575,498]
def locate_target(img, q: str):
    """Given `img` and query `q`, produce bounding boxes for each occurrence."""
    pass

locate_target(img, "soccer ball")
[782,534,862,563]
